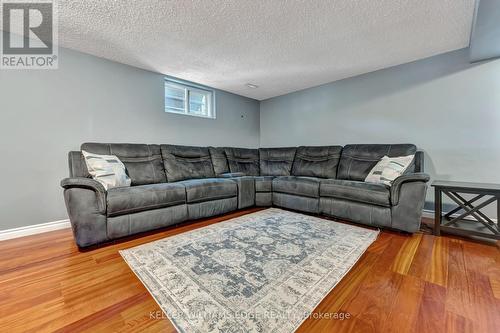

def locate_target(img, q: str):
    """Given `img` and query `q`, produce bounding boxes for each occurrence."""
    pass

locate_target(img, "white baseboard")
[0,219,71,241]
[422,209,436,219]
[422,209,497,223]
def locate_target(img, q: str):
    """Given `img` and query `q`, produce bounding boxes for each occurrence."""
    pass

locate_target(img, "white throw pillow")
[365,155,415,186]
[82,150,131,190]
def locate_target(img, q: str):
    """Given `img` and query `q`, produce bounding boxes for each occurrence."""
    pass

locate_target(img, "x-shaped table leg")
[442,191,499,235]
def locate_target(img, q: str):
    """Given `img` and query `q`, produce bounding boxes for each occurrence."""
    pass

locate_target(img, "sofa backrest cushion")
[80,143,166,185]
[259,147,296,176]
[292,146,343,179]
[161,145,215,182]
[223,147,260,176]
[337,144,417,181]
[209,147,230,175]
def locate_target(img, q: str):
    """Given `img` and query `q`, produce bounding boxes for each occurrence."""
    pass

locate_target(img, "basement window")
[165,78,215,119]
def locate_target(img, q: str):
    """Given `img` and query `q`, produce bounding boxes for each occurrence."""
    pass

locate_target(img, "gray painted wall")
[2,45,498,230]
[260,48,500,214]
[0,47,260,230]
[470,0,500,62]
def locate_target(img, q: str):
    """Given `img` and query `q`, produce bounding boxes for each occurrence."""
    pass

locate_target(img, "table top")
[432,180,500,192]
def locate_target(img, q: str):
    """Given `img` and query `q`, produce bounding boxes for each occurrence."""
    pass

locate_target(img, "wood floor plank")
[445,239,500,333]
[407,234,435,279]
[365,232,393,255]
[414,281,447,333]
[333,236,408,332]
[296,251,379,332]
[382,273,425,333]
[490,276,500,300]
[339,270,403,332]
[0,209,499,332]
[426,236,449,287]
[390,233,422,275]
[52,292,152,333]
[444,311,475,333]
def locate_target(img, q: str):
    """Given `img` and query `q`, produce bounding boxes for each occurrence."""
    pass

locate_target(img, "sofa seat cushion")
[107,183,186,217]
[320,179,391,207]
[273,176,320,198]
[255,176,274,192]
[178,178,237,203]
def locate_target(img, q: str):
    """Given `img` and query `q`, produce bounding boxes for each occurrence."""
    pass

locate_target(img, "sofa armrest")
[61,177,106,213]
[61,177,108,247]
[391,173,430,205]
[414,151,424,173]
[217,172,246,178]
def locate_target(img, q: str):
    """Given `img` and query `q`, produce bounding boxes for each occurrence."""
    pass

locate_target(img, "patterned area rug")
[120,208,379,332]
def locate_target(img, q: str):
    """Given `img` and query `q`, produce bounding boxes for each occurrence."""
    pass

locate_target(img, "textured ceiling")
[22,1,479,99]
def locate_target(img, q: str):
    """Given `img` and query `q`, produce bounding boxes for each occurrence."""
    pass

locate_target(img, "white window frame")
[165,78,216,119]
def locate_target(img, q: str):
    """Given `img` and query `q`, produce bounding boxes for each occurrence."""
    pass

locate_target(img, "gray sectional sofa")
[61,143,429,248]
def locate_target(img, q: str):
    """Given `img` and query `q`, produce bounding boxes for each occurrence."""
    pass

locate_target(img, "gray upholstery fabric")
[272,192,319,214]
[229,176,255,209]
[62,142,429,248]
[107,204,187,239]
[209,147,230,175]
[391,180,428,233]
[224,147,260,176]
[63,187,108,248]
[259,147,296,176]
[255,176,274,192]
[255,176,273,207]
[68,151,90,178]
[414,151,424,173]
[81,143,166,185]
[292,146,342,179]
[255,192,272,206]
[320,197,392,228]
[320,179,391,207]
[217,172,245,178]
[106,183,186,217]
[390,173,430,205]
[187,197,238,220]
[337,144,417,181]
[61,177,106,212]
[177,178,237,203]
[273,176,320,198]
[161,145,215,182]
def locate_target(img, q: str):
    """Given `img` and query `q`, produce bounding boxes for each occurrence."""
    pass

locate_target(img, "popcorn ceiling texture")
[56,1,474,99]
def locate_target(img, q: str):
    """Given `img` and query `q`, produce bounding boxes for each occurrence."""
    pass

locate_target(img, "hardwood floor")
[0,208,499,332]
